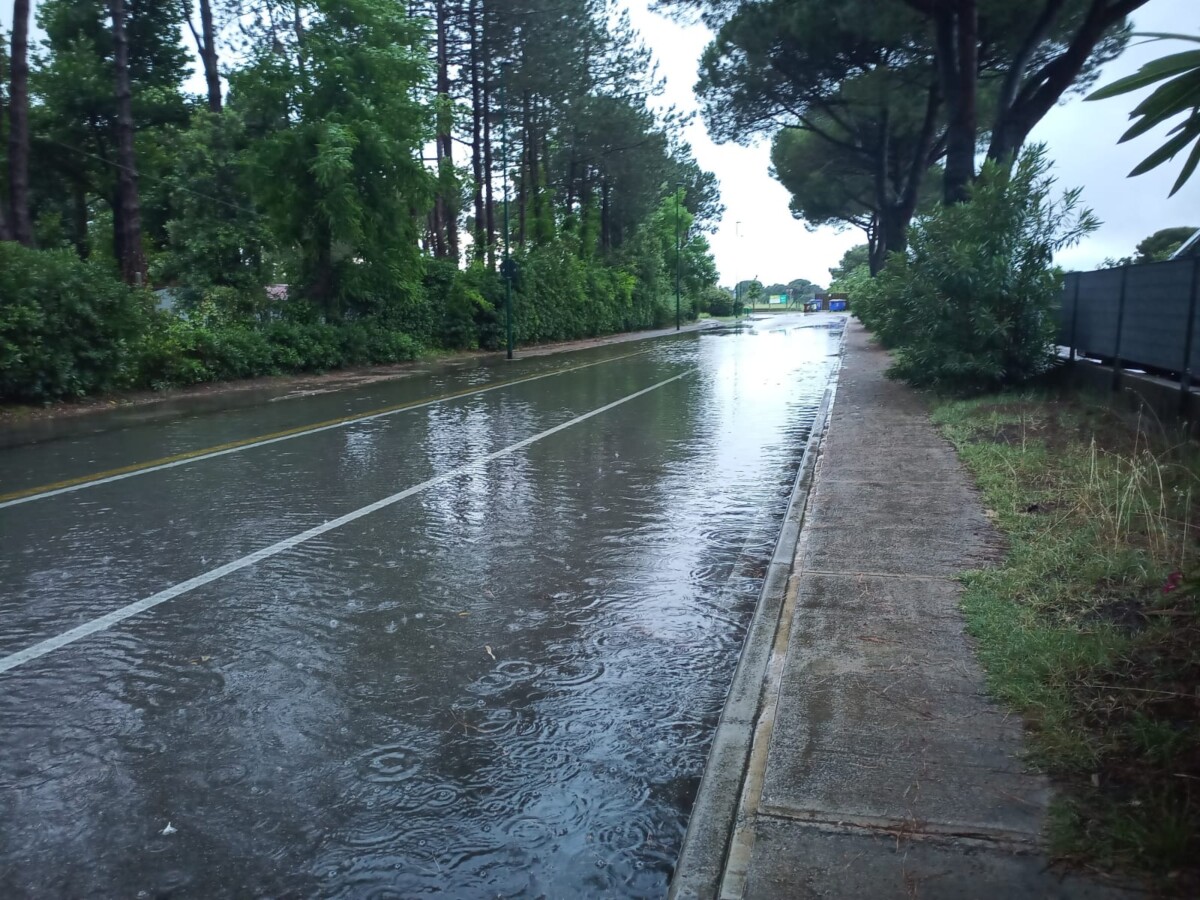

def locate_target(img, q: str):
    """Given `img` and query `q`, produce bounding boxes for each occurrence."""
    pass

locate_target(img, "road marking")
[0,370,692,675]
[0,350,648,510]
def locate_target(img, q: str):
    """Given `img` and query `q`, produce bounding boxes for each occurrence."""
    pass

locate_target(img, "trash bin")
[829,299,847,311]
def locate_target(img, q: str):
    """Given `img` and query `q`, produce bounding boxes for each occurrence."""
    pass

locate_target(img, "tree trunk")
[481,23,496,268]
[312,218,337,321]
[198,0,222,112]
[112,188,124,269]
[866,217,882,276]
[8,0,34,246]
[517,90,529,246]
[468,0,485,261]
[0,54,8,242]
[73,182,89,259]
[936,0,977,205]
[600,179,611,254]
[528,102,541,245]
[879,204,911,265]
[110,0,147,285]
[425,208,441,257]
[433,0,457,260]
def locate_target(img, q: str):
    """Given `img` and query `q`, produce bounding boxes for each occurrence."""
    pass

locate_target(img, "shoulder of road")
[0,320,717,450]
[671,320,1138,899]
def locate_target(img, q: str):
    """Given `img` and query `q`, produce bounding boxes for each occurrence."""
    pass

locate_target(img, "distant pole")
[674,187,682,331]
[501,64,514,360]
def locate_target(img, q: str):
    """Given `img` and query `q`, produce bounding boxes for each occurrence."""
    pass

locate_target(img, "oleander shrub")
[872,146,1097,392]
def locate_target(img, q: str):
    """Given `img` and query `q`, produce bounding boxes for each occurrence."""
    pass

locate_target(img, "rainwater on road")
[0,313,844,898]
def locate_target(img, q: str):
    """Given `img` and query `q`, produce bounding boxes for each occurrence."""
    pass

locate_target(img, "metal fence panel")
[1188,261,1200,376]
[1058,259,1200,379]
[1118,259,1195,373]
[1057,272,1078,347]
[1070,268,1123,357]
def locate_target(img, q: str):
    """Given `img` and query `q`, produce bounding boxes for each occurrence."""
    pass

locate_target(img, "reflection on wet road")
[0,314,843,898]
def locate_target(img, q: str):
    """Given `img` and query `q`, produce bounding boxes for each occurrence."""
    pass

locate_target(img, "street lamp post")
[500,64,514,360]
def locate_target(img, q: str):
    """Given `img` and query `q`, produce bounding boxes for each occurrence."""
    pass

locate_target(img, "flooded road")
[0,313,843,898]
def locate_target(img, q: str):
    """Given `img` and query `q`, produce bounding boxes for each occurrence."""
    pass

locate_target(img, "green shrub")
[422,260,506,351]
[651,298,674,329]
[208,325,276,379]
[262,321,342,372]
[870,146,1097,393]
[2,225,706,403]
[460,264,504,351]
[703,287,734,317]
[366,328,420,363]
[0,243,149,401]
[835,264,881,330]
[131,315,421,391]
[337,322,373,367]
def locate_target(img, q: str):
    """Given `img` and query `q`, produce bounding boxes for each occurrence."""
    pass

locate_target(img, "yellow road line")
[0,350,647,507]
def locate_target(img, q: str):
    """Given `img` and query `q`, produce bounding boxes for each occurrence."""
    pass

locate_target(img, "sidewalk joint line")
[799,569,962,582]
[754,806,1042,849]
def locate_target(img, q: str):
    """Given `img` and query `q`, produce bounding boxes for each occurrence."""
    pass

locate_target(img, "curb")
[668,335,844,899]
[0,321,716,451]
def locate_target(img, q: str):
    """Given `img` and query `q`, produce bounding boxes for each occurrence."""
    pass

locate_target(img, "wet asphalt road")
[0,314,843,898]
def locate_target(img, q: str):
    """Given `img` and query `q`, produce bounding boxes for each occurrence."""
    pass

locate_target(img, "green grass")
[932,392,1200,891]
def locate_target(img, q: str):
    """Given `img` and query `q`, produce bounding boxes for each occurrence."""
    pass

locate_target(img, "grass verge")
[931,391,1200,893]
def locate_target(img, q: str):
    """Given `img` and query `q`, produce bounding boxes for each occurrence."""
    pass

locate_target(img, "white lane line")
[0,351,647,511]
[0,371,691,675]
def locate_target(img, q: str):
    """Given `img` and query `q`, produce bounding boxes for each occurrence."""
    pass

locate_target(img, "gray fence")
[1059,257,1200,387]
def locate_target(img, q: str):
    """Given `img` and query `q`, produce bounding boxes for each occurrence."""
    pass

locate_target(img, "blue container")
[829,299,848,311]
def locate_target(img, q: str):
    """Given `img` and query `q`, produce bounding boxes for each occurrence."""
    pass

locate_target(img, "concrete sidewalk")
[673,321,1133,899]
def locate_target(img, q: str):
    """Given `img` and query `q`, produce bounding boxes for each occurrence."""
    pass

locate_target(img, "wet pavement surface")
[0,314,843,898]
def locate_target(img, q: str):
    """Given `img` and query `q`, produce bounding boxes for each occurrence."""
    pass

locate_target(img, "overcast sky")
[626,0,1200,287]
[3,0,1196,287]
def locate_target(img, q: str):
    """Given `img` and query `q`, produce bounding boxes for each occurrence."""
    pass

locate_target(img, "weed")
[933,390,1200,892]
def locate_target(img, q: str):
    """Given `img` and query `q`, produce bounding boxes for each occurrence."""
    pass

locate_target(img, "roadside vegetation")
[835,133,1197,892]
[667,1,1200,888]
[0,0,722,404]
[851,146,1098,392]
[933,394,1200,891]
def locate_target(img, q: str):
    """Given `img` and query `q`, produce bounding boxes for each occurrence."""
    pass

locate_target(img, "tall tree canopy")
[0,0,724,402]
[659,0,1143,263]
[1134,226,1198,263]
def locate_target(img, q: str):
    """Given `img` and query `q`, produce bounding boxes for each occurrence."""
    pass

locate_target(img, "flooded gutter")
[669,331,844,900]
